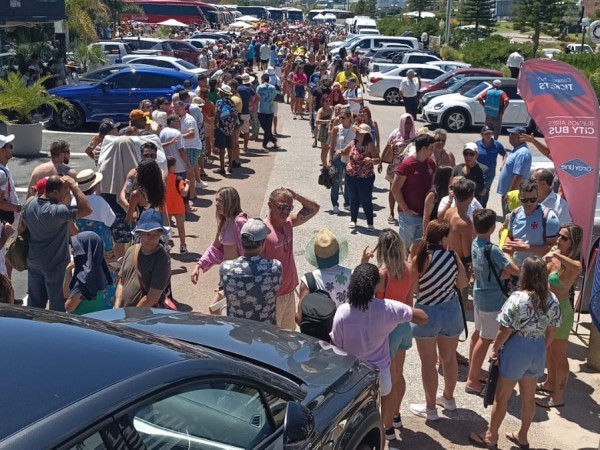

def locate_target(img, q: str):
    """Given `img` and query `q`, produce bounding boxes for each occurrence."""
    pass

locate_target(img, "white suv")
[422,79,533,132]
[366,64,446,105]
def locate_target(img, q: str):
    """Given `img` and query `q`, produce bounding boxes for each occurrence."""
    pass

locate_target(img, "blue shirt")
[247,44,254,59]
[472,237,510,312]
[256,82,276,114]
[509,205,560,267]
[496,144,532,195]
[476,138,506,187]
[237,85,255,115]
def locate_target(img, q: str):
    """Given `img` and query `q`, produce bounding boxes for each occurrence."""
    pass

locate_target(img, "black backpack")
[300,272,337,342]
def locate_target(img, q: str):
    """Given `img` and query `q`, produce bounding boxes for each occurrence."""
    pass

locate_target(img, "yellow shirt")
[231,95,243,113]
[335,71,361,89]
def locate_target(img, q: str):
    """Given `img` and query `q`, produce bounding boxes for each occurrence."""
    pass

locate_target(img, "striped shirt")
[416,248,459,306]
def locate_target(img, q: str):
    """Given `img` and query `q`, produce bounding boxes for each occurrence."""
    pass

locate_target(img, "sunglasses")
[463,151,477,157]
[435,139,446,143]
[557,233,571,241]
[519,197,537,204]
[142,153,157,159]
[274,202,294,213]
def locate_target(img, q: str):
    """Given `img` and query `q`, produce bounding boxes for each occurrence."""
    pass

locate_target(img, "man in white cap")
[256,73,279,151]
[477,80,509,140]
[0,135,20,225]
[399,69,420,119]
[237,73,256,152]
[219,218,282,324]
[452,142,486,200]
[266,66,281,135]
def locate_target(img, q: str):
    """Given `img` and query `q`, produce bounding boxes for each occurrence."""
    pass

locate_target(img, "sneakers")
[198,180,208,188]
[348,221,356,229]
[332,206,340,214]
[392,415,403,429]
[384,427,396,441]
[366,224,375,232]
[409,403,439,421]
[180,244,188,254]
[436,394,457,411]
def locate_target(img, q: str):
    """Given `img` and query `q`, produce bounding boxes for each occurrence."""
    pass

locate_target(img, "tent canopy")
[402,11,435,18]
[312,13,326,20]
[238,15,260,22]
[230,21,253,29]
[158,19,187,27]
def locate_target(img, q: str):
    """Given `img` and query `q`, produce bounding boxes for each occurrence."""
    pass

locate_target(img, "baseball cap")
[0,134,15,148]
[463,142,479,153]
[98,119,120,135]
[480,126,493,134]
[35,176,49,196]
[129,109,149,122]
[493,79,502,87]
[241,218,271,242]
[507,127,527,134]
[347,77,357,83]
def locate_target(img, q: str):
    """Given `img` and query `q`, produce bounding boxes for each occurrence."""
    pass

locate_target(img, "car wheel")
[54,104,86,131]
[442,108,469,132]
[383,88,401,105]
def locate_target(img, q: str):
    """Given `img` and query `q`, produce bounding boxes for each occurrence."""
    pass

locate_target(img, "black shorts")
[215,128,232,149]
[260,59,269,65]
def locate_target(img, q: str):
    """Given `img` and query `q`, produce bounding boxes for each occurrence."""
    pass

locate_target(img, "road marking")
[43,129,96,136]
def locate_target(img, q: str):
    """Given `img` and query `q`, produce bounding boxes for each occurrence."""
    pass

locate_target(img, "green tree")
[354,0,366,15]
[364,0,377,17]
[513,0,568,56]
[101,0,141,29]
[66,0,109,42]
[406,0,435,18]
[458,0,496,38]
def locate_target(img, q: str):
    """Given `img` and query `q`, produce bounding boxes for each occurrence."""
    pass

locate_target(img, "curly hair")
[135,160,165,209]
[347,263,380,311]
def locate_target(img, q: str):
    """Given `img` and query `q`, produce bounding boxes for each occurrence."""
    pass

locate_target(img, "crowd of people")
[0,20,583,449]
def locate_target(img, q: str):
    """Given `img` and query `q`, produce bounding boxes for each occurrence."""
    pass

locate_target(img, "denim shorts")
[398,212,423,248]
[389,322,412,355]
[294,86,305,98]
[411,297,464,339]
[499,334,546,380]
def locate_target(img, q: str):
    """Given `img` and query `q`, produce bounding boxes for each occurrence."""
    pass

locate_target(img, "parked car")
[566,43,593,53]
[361,46,410,69]
[367,51,440,73]
[190,32,233,42]
[121,55,207,75]
[418,67,504,97]
[186,38,209,49]
[425,60,471,72]
[366,64,446,105]
[165,39,202,64]
[77,63,152,83]
[422,78,533,133]
[1,306,383,450]
[418,76,513,114]
[118,37,174,57]
[541,48,562,59]
[331,36,420,56]
[49,67,197,131]
[89,41,160,64]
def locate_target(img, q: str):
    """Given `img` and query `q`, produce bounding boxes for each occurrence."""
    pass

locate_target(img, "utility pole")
[444,0,453,44]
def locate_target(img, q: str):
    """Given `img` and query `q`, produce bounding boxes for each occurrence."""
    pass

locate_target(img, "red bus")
[123,0,207,26]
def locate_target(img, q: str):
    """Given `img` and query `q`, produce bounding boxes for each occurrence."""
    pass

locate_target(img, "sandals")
[506,432,530,450]
[465,385,484,396]
[536,383,554,394]
[536,397,564,408]
[469,432,498,450]
[387,216,396,224]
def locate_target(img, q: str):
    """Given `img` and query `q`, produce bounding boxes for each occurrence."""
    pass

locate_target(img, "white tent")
[229,21,253,29]
[238,15,260,22]
[312,13,326,21]
[402,11,435,18]
[158,19,188,27]
[323,13,337,20]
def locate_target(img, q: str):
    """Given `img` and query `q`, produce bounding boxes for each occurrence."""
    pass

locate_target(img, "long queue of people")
[0,21,583,449]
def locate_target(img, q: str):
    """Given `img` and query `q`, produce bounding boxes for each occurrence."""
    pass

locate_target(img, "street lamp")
[577,0,588,52]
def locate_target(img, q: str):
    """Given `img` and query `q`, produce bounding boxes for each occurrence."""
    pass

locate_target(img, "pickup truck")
[89,41,161,64]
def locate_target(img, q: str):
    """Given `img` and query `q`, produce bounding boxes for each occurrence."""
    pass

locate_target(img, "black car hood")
[89,308,361,391]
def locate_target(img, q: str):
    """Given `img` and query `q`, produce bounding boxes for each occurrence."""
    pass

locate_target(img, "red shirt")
[263,216,297,296]
[395,155,436,215]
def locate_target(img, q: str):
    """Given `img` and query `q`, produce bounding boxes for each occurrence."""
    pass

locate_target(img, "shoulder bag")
[6,230,28,272]
[133,244,178,310]
[381,144,394,164]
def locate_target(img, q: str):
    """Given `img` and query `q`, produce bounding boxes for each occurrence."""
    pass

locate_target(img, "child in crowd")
[165,156,190,254]
[466,208,518,394]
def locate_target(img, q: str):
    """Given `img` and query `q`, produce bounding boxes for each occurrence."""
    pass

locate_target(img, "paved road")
[3,94,598,449]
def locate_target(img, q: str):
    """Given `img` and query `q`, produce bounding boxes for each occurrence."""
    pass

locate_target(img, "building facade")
[1,0,66,23]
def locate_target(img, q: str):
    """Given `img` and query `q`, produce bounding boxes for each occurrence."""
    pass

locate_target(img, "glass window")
[66,432,106,449]
[109,72,140,89]
[464,82,490,98]
[136,74,181,88]
[504,86,521,100]
[130,382,277,449]
[422,69,444,79]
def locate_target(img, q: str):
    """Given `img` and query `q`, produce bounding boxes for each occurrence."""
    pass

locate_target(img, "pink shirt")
[292,73,307,86]
[330,299,413,370]
[263,216,298,296]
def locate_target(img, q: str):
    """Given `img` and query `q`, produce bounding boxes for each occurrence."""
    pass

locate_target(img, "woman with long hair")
[537,224,582,408]
[410,220,468,421]
[191,186,248,284]
[330,263,428,442]
[126,159,166,225]
[358,106,380,151]
[379,113,416,224]
[422,166,453,231]
[470,257,561,449]
[327,107,354,213]
[339,123,381,231]
[291,64,307,119]
[315,94,333,166]
[362,229,414,439]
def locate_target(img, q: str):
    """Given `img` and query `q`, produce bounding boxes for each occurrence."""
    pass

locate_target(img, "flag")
[518,59,600,260]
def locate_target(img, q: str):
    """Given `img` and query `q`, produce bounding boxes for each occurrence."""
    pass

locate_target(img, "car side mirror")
[283,402,314,449]
[100,82,110,90]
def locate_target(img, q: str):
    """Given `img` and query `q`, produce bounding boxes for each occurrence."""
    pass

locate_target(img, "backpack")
[0,167,15,224]
[300,272,337,342]
[508,205,550,240]
[483,243,510,298]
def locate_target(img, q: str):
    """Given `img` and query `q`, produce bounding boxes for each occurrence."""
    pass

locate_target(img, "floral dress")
[385,137,411,183]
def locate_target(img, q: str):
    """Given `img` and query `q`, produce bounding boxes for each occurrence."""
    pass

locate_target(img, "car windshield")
[175,59,196,69]
[464,82,490,98]
[447,78,468,93]
[430,72,450,84]
[344,36,360,47]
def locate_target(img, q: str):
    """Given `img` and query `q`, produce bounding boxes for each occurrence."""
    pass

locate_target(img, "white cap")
[492,79,502,87]
[0,134,15,148]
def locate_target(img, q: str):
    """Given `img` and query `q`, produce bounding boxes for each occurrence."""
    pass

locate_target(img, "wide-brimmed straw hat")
[305,228,348,269]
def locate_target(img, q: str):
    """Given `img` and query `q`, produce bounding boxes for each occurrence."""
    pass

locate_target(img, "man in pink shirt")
[263,187,320,330]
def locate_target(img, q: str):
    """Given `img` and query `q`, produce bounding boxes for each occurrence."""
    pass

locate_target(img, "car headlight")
[433,103,444,110]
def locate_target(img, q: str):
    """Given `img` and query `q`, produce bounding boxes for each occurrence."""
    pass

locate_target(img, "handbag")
[483,359,500,408]
[6,230,28,272]
[133,244,178,310]
[381,144,394,164]
[318,166,337,189]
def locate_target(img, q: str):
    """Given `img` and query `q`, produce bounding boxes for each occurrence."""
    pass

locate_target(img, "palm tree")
[65,0,110,42]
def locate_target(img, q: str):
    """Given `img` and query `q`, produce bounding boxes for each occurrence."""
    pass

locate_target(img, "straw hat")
[305,228,348,269]
[354,123,372,135]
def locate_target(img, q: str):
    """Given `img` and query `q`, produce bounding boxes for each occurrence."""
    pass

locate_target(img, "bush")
[440,45,463,61]
[376,16,441,38]
[460,35,534,70]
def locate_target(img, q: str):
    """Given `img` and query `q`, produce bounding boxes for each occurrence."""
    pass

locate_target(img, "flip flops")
[506,432,530,450]
[536,383,554,394]
[469,432,498,450]
[465,386,484,396]
[536,397,564,408]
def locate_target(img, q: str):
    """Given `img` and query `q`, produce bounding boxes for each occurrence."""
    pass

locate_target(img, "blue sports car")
[49,67,197,131]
